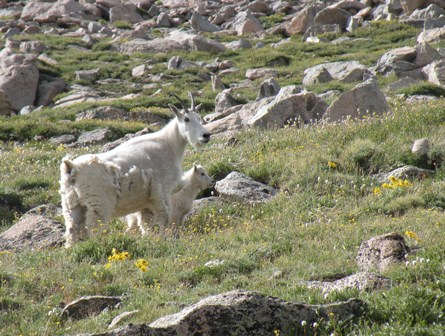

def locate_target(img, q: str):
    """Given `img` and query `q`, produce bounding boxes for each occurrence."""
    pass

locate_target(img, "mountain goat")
[126,163,214,234]
[60,92,210,247]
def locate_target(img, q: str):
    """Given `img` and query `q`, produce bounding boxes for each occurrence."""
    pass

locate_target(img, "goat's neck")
[176,183,200,199]
[162,119,188,159]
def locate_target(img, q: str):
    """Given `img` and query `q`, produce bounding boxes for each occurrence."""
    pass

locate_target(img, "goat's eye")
[201,173,205,176]
[184,117,190,122]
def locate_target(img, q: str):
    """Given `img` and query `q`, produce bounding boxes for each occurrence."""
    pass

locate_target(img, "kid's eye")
[185,117,190,122]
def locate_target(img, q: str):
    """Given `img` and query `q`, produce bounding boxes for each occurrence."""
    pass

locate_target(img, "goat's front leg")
[63,205,85,248]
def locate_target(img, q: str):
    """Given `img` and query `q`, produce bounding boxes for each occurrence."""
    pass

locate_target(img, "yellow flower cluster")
[134,259,149,272]
[374,176,412,194]
[405,230,422,242]
[108,248,130,261]
[105,248,131,269]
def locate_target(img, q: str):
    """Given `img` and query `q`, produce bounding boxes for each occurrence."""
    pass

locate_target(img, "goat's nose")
[202,133,210,140]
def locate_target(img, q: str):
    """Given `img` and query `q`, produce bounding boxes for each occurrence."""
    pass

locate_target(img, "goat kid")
[126,163,214,234]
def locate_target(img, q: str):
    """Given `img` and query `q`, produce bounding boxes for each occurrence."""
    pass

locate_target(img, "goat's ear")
[193,162,198,171]
[62,158,76,175]
[169,104,184,118]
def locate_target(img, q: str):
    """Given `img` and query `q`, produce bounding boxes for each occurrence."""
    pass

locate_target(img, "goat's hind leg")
[150,191,171,236]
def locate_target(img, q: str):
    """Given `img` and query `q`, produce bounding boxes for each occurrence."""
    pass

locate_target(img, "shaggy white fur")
[126,163,214,234]
[60,93,210,247]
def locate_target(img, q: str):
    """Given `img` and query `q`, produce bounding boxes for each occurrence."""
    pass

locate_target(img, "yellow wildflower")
[405,230,422,242]
[135,259,149,272]
[327,161,337,169]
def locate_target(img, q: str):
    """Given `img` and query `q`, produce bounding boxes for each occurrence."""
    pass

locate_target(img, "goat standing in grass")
[60,93,210,247]
[126,163,214,234]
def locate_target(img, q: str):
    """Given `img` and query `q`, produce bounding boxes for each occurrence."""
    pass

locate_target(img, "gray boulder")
[0,214,64,252]
[314,7,351,31]
[109,4,143,24]
[285,5,320,35]
[305,272,391,294]
[118,31,226,54]
[257,77,281,100]
[82,290,366,336]
[190,11,221,32]
[303,61,369,85]
[61,296,122,320]
[68,128,113,148]
[0,48,39,113]
[215,172,277,203]
[248,89,327,129]
[231,10,264,35]
[36,77,66,106]
[322,80,390,123]
[356,233,410,272]
[372,165,435,183]
[422,59,445,86]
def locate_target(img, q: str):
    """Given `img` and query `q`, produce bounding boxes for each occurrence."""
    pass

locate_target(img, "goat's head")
[192,163,214,189]
[169,92,210,149]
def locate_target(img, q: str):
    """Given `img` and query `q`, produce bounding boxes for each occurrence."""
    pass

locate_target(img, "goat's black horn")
[169,92,189,112]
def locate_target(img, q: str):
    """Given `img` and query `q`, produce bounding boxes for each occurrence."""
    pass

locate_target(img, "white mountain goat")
[59,92,210,247]
[126,163,214,234]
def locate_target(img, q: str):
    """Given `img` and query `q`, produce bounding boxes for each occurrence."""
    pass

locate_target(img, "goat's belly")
[113,197,148,217]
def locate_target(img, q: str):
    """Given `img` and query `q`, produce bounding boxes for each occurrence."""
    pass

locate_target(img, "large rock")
[417,27,445,43]
[150,290,365,335]
[0,214,64,252]
[36,77,66,106]
[356,233,410,272]
[21,0,96,23]
[0,48,39,112]
[82,290,366,336]
[248,89,328,129]
[305,272,391,294]
[62,296,122,320]
[375,46,417,75]
[206,87,327,134]
[414,42,441,67]
[215,172,277,203]
[303,60,368,85]
[109,4,144,24]
[285,5,319,35]
[118,30,226,53]
[231,10,264,35]
[422,59,445,86]
[190,11,221,32]
[314,7,351,31]
[322,80,390,123]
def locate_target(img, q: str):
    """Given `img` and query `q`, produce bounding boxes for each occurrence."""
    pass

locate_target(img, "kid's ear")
[193,162,198,170]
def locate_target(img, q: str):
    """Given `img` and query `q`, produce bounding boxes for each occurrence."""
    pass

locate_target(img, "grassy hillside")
[1,21,445,335]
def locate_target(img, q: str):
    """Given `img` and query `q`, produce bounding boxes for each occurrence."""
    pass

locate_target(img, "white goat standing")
[60,93,210,247]
[126,163,214,234]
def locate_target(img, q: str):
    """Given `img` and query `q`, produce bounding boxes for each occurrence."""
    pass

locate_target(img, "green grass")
[1,19,445,336]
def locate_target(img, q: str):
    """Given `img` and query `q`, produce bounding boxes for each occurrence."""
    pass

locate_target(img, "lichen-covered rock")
[356,233,410,272]
[61,295,122,320]
[0,214,64,252]
[305,271,391,293]
[86,290,365,336]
